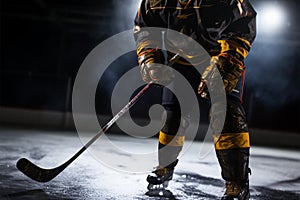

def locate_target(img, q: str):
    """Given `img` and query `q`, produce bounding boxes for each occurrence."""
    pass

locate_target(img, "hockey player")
[134,0,256,199]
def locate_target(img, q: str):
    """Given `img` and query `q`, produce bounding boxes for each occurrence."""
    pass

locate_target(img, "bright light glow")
[258,4,286,34]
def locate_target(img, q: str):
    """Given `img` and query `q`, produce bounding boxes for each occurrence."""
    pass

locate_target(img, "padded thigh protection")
[222,96,248,134]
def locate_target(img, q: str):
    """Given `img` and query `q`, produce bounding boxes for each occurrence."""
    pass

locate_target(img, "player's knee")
[223,97,248,133]
[161,110,181,135]
[161,108,190,135]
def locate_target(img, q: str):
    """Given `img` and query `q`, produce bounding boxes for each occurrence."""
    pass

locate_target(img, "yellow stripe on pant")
[214,132,250,150]
[159,131,185,147]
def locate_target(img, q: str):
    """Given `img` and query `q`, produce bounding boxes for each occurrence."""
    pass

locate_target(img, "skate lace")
[225,181,243,196]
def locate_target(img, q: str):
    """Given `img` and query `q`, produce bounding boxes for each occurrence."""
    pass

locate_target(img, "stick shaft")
[84,81,153,149]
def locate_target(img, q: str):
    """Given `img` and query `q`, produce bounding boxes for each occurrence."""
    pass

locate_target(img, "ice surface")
[0,127,299,199]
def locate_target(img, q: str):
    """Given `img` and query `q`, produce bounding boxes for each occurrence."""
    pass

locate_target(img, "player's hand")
[198,53,245,97]
[140,63,174,84]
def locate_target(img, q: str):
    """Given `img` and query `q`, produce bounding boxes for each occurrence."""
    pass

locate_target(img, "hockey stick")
[16,81,153,182]
[16,53,180,183]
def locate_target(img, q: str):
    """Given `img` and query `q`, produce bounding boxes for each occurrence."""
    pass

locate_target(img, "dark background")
[0,0,299,132]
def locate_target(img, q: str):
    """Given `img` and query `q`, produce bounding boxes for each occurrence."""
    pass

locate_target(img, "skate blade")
[147,181,169,190]
[145,188,174,198]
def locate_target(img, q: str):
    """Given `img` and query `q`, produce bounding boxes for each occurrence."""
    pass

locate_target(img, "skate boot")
[146,159,178,190]
[221,180,250,200]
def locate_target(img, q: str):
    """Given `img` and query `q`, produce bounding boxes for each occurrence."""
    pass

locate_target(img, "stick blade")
[17,158,60,183]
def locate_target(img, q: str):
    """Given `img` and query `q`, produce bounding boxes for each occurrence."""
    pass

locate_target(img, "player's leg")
[147,64,200,190]
[214,77,251,200]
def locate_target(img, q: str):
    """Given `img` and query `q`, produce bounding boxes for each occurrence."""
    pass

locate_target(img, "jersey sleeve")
[218,0,257,60]
[133,0,165,66]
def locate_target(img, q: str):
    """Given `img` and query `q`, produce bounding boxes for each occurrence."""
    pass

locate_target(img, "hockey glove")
[198,53,245,97]
[140,62,174,84]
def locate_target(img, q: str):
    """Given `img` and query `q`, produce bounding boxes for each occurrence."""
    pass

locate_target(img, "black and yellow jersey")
[134,0,256,64]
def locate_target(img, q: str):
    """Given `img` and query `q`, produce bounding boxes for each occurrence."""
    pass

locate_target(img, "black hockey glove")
[198,53,245,97]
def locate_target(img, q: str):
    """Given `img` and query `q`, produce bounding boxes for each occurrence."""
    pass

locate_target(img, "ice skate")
[146,159,178,191]
[221,181,250,200]
[146,166,174,191]
[145,165,175,198]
